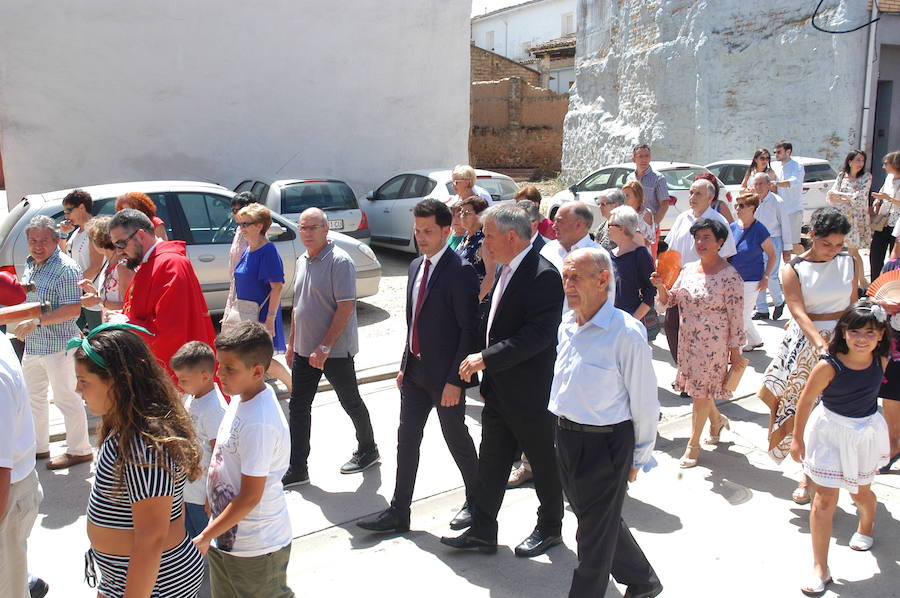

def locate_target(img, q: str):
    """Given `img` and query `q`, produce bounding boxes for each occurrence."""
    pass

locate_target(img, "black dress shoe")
[752,311,769,320]
[624,581,663,598]
[449,503,472,530]
[772,303,785,320]
[28,576,49,598]
[514,528,563,558]
[357,508,409,533]
[440,529,497,554]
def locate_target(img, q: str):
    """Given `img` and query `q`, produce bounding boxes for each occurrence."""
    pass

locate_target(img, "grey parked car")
[0,181,381,312]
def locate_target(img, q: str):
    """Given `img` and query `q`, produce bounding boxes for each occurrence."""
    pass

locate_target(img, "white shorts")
[788,212,803,246]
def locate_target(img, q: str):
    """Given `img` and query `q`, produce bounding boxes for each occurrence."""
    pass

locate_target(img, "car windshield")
[804,164,837,183]
[661,167,708,190]
[281,182,358,214]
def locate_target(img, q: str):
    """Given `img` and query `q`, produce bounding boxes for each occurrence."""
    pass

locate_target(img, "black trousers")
[390,354,479,515]
[870,228,896,282]
[288,354,376,471]
[663,304,679,364]
[556,421,659,598]
[470,402,563,542]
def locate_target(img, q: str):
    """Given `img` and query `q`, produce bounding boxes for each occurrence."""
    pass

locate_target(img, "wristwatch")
[319,344,331,354]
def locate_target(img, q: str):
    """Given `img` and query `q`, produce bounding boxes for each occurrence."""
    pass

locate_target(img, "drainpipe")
[860,2,879,154]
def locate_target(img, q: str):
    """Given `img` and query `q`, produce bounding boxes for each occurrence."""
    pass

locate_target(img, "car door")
[175,192,237,311]
[365,175,407,245]
[390,175,435,245]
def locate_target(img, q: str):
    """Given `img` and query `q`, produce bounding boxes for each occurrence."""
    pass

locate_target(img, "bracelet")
[268,311,277,317]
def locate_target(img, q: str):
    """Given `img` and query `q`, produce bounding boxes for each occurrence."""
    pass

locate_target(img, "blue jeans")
[185,502,209,539]
[756,236,784,312]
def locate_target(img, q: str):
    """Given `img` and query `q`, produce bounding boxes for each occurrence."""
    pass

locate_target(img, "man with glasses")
[625,145,670,227]
[282,208,378,486]
[14,215,92,470]
[107,209,215,383]
[60,189,104,332]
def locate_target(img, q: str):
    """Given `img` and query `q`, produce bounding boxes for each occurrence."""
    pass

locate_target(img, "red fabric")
[122,241,215,382]
[537,218,557,240]
[410,258,431,356]
[151,216,165,228]
[0,272,27,306]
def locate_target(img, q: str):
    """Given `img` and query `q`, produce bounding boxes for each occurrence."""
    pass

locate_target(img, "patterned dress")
[828,172,872,248]
[666,261,745,400]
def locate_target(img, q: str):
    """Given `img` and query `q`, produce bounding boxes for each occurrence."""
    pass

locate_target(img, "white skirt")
[803,404,890,493]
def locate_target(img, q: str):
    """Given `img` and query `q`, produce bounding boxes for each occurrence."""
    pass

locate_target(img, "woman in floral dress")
[651,218,745,469]
[828,150,872,291]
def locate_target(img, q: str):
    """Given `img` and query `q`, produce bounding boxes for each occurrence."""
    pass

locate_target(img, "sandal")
[850,532,873,551]
[679,445,700,469]
[878,452,899,474]
[792,484,811,505]
[801,569,832,596]
[704,415,731,445]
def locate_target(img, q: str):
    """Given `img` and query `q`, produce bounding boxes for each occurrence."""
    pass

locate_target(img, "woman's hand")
[264,314,275,337]
[649,272,665,290]
[877,297,900,316]
[790,437,805,463]
[729,347,742,365]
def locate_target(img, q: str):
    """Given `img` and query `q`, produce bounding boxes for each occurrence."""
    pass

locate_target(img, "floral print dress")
[828,172,872,248]
[666,261,745,400]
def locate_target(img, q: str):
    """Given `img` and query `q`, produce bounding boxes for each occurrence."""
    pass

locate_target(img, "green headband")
[66,322,154,369]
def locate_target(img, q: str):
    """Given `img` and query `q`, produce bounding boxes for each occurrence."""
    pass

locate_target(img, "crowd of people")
[0,141,898,598]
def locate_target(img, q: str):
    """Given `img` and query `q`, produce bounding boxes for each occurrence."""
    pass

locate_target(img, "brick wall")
[471,45,541,86]
[870,0,900,11]
[470,77,568,178]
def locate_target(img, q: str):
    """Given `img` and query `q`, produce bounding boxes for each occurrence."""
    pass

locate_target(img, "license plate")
[328,219,344,230]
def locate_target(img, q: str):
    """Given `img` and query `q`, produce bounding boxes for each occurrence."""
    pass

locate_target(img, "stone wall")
[471,45,542,86]
[562,0,870,184]
[470,77,568,177]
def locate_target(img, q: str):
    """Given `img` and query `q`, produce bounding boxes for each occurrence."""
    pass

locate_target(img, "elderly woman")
[222,191,259,319]
[115,192,168,240]
[651,218,745,469]
[740,148,776,190]
[455,195,496,303]
[759,208,855,503]
[728,191,777,352]
[828,150,872,291]
[515,185,555,240]
[448,201,466,250]
[595,188,626,252]
[450,164,492,205]
[694,172,733,224]
[78,215,135,322]
[607,205,656,327]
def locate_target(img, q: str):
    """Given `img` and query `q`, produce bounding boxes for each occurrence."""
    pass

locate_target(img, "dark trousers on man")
[870,228,896,282]
[288,354,376,471]
[470,402,563,542]
[556,421,659,598]
[390,354,478,515]
[663,304,679,364]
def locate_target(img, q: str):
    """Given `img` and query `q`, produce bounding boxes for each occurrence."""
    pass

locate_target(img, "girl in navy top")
[791,300,891,595]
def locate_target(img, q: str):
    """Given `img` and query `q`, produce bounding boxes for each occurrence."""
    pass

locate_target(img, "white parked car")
[544,161,731,233]
[705,157,837,226]
[234,177,370,243]
[363,168,519,253]
[0,181,381,312]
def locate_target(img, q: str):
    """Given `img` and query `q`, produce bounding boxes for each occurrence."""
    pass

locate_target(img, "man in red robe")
[108,209,216,381]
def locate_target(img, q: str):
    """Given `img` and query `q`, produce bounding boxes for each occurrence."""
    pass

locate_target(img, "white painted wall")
[472,0,576,62]
[550,67,576,94]
[0,1,470,206]
[562,0,870,183]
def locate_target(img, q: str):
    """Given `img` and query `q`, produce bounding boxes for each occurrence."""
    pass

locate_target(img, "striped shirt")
[20,248,82,355]
[88,433,185,529]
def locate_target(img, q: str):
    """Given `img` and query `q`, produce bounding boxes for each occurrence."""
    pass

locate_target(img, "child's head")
[214,321,273,397]
[170,341,217,396]
[829,299,891,358]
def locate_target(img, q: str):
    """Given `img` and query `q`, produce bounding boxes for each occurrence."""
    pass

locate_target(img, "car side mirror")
[366,191,375,201]
[569,184,578,195]
[267,223,286,240]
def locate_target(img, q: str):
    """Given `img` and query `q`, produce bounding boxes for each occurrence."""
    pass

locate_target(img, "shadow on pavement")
[357,301,390,327]
[36,460,92,529]
[622,496,683,534]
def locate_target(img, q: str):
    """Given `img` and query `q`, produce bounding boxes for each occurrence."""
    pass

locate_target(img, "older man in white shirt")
[662,179,735,363]
[540,201,615,299]
[550,247,661,598]
[772,141,805,253]
[749,172,793,320]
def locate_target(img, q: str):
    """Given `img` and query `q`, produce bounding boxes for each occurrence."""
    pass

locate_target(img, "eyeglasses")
[608,223,623,228]
[760,156,770,161]
[231,207,241,214]
[63,207,74,214]
[236,221,257,228]
[736,203,748,209]
[451,179,468,185]
[600,200,619,206]
[299,225,324,232]
[111,229,139,249]
[460,210,475,216]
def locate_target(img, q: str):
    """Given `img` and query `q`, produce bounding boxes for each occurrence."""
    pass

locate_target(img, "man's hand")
[308,348,328,370]
[79,280,102,308]
[628,468,639,483]
[59,220,75,236]
[440,383,462,407]
[192,533,211,556]
[13,319,36,342]
[396,371,404,389]
[458,352,485,383]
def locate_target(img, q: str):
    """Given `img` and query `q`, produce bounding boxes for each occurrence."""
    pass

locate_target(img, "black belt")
[557,417,623,434]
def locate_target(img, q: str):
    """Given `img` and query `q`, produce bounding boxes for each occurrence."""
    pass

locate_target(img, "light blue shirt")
[773,159,805,215]
[548,299,660,468]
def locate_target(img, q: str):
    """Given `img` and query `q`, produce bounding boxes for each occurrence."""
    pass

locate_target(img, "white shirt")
[141,238,163,265]
[541,234,616,300]
[208,384,292,557]
[473,185,493,205]
[754,192,794,245]
[486,244,531,345]
[772,159,805,214]
[664,207,737,266]
[409,243,449,348]
[69,227,102,312]
[0,334,35,483]
[183,385,227,505]
[548,300,659,468]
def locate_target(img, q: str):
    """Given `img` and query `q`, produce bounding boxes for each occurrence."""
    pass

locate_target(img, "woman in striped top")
[72,324,204,598]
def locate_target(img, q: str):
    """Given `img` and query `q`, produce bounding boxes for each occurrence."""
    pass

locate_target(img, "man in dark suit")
[518,199,547,253]
[357,199,481,533]
[441,204,565,557]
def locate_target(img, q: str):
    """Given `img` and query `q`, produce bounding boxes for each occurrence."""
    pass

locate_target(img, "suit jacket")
[479,246,563,415]
[532,234,547,252]
[123,241,216,380]
[400,249,481,395]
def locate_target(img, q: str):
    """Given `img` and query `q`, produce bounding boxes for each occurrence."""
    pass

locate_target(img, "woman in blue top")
[728,192,776,352]
[233,203,292,390]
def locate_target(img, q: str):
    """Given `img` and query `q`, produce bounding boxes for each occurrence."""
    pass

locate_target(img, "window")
[708,165,746,186]
[251,182,269,203]
[177,193,235,244]
[562,12,575,36]
[281,181,359,214]
[661,168,707,190]
[234,180,253,194]
[375,176,407,200]
[485,30,494,51]
[475,178,519,201]
[580,169,617,192]
[403,176,436,199]
[804,164,837,183]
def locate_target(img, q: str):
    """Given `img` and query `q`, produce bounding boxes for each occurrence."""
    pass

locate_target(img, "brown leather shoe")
[35,451,50,460]
[47,452,93,470]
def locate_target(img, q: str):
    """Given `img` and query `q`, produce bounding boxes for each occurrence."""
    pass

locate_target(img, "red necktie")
[411,258,431,356]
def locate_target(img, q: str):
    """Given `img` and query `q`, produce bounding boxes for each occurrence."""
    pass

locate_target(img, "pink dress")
[667,261,746,400]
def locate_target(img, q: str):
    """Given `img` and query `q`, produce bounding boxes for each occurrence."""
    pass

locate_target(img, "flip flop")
[878,452,899,474]
[801,569,832,596]
[850,532,873,551]
[792,485,811,505]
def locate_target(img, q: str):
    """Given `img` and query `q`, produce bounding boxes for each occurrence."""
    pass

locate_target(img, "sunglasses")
[112,229,139,249]
[460,210,475,216]
[236,221,257,228]
[63,206,75,214]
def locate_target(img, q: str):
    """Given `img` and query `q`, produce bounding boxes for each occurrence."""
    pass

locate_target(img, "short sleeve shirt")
[183,386,227,505]
[20,248,83,355]
[728,220,771,282]
[292,242,358,357]
[627,167,669,217]
[0,334,35,483]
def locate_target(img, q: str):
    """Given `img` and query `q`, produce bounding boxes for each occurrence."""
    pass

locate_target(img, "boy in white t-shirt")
[193,322,294,597]
[170,341,227,538]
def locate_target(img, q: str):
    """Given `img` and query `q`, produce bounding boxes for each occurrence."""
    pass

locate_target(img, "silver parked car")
[0,181,381,312]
